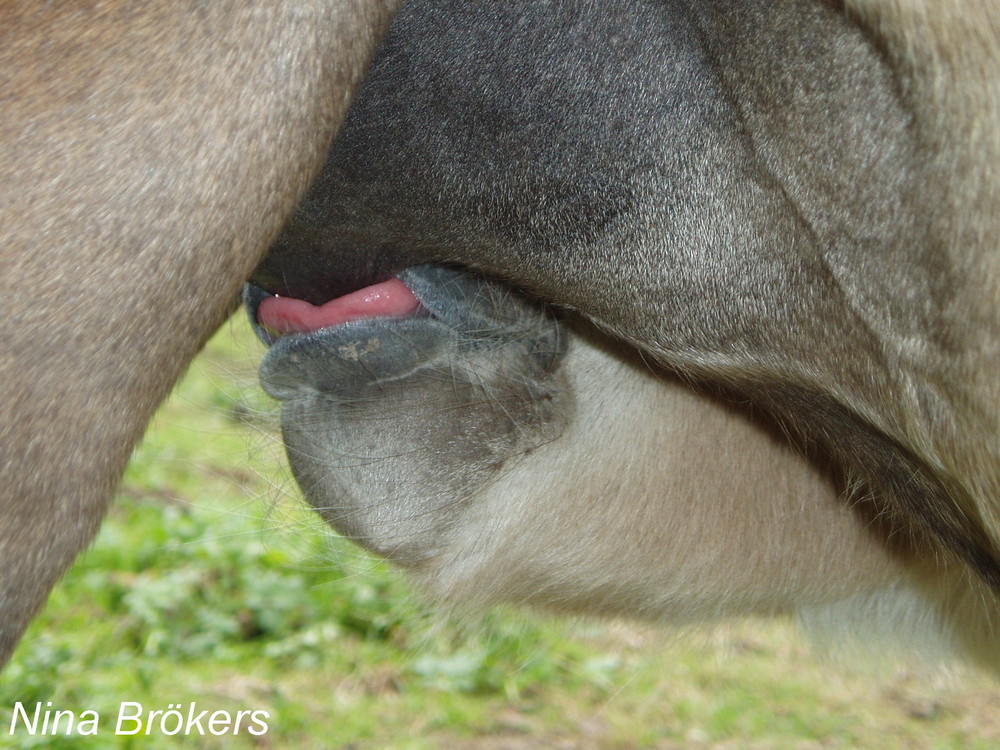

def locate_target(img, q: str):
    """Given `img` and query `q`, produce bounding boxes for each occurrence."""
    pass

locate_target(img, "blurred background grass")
[2,317,999,749]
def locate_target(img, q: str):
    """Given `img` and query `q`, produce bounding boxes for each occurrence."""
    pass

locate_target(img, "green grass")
[2,317,999,749]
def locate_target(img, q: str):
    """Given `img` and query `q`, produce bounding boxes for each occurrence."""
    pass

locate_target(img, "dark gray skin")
[251,0,1000,606]
[249,266,568,566]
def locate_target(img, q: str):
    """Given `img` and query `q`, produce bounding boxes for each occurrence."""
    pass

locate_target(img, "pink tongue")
[257,278,423,335]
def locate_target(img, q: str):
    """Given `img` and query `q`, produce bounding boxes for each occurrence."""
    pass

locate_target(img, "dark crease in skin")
[249,0,1000,606]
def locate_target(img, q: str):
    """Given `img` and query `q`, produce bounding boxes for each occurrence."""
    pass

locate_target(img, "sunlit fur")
[1,0,997,678]
[0,0,399,665]
[257,0,1000,671]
